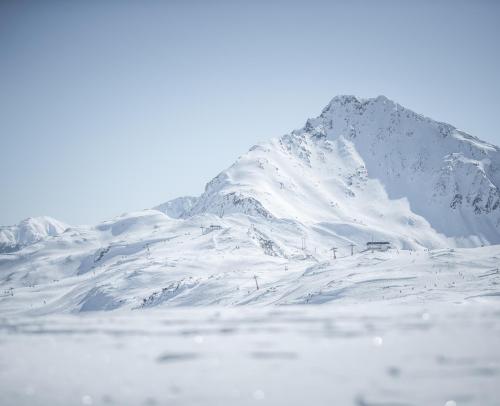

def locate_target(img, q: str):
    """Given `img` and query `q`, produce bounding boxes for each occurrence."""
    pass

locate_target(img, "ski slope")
[1,209,499,314]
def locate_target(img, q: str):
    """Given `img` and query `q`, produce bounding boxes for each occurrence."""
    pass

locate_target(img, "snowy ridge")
[154,196,197,219]
[0,216,68,253]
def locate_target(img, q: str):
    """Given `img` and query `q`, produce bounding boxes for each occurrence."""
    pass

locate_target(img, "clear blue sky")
[1,0,499,226]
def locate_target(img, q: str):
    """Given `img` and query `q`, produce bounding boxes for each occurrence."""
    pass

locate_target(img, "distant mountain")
[186,95,500,246]
[0,216,68,253]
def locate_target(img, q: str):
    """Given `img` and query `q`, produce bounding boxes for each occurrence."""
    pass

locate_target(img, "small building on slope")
[366,241,391,252]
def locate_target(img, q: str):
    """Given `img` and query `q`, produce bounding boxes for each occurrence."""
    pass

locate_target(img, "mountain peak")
[327,94,394,107]
[188,94,500,246]
[319,95,402,123]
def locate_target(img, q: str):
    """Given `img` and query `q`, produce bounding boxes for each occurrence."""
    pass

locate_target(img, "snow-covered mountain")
[0,216,68,253]
[188,95,500,246]
[1,95,499,315]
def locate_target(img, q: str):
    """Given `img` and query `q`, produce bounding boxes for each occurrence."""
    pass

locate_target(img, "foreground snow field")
[1,302,500,406]
[1,246,500,405]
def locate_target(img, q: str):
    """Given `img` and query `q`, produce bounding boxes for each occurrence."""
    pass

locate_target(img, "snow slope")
[1,209,499,315]
[154,196,197,219]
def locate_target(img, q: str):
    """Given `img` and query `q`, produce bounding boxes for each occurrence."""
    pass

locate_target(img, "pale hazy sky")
[1,0,499,225]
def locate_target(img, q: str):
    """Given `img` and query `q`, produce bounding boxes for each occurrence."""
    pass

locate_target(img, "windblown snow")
[1,96,500,406]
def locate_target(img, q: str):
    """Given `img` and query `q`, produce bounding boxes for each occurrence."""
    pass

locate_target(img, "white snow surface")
[1,95,500,405]
[1,302,500,406]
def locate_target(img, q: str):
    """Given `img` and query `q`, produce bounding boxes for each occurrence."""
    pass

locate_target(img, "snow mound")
[0,216,68,253]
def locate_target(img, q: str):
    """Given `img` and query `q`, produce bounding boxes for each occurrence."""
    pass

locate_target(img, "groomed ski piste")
[1,96,499,405]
